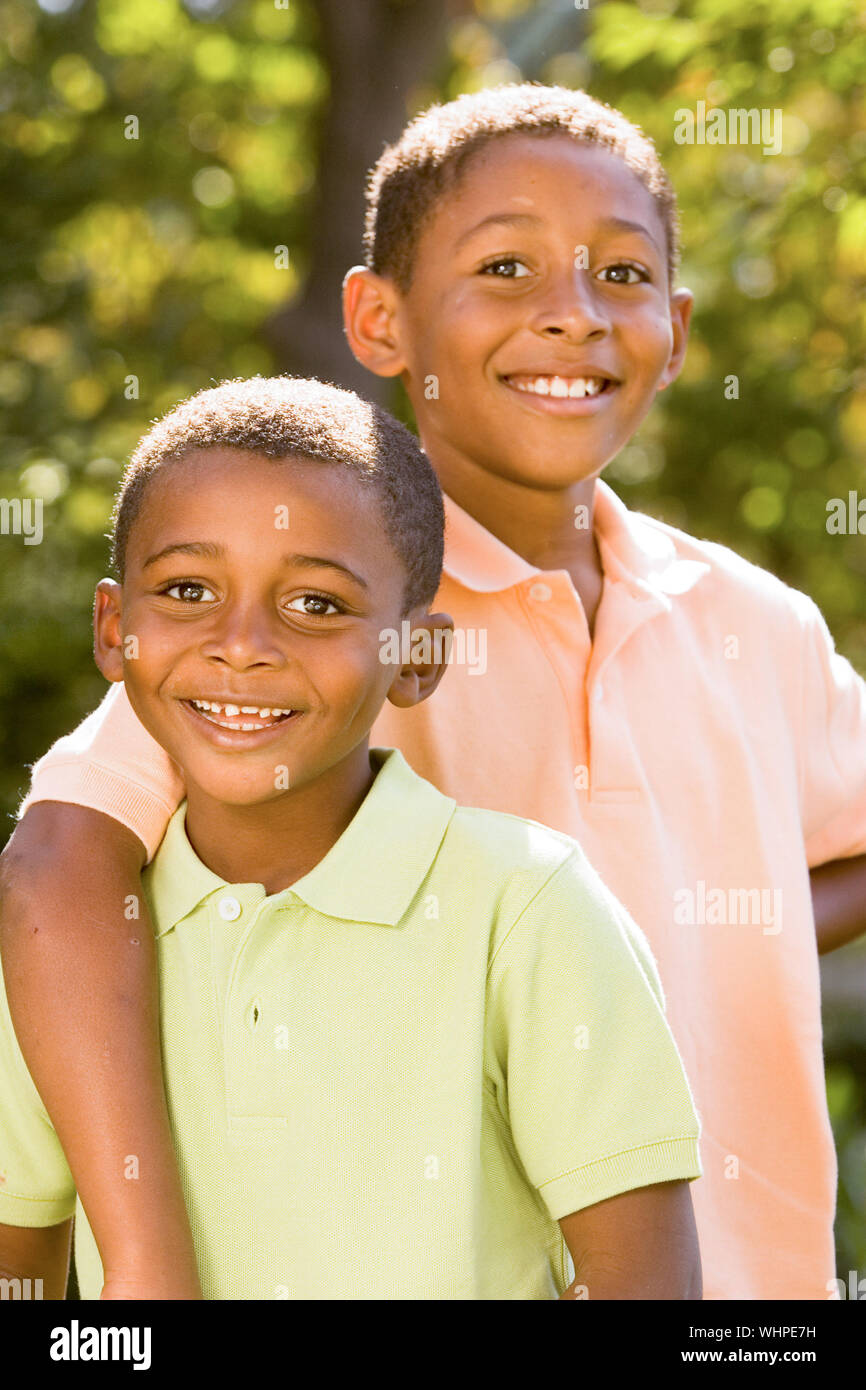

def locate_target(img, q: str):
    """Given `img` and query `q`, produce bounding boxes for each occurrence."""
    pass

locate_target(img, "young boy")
[0,374,703,1301]
[3,85,864,1299]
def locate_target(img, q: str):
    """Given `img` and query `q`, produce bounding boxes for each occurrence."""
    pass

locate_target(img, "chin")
[186,770,285,808]
[502,456,601,490]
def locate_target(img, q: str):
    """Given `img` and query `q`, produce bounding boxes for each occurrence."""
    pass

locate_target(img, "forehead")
[129,448,384,549]
[140,448,360,506]
[421,132,665,253]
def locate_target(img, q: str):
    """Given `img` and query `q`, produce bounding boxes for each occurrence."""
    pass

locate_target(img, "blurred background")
[0,0,864,1284]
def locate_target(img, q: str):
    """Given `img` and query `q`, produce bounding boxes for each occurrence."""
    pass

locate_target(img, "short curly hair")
[364,83,679,290]
[111,376,445,615]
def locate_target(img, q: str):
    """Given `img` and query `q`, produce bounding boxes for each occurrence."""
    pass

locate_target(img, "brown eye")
[164,581,215,602]
[286,594,340,616]
[480,257,531,278]
[598,263,647,285]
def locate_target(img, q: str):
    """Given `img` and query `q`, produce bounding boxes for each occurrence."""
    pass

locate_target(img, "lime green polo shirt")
[0,748,701,1299]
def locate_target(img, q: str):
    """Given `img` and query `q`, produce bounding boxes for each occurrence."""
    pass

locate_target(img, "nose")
[531,265,611,341]
[199,601,286,672]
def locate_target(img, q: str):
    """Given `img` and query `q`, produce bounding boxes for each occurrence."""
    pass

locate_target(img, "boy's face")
[94,450,448,808]
[346,134,692,490]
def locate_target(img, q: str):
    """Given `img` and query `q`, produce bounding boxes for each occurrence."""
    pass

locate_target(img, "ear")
[657,287,694,392]
[342,265,408,379]
[93,578,125,682]
[384,611,455,709]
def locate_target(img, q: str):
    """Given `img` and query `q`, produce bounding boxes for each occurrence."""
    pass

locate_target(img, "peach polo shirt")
[18,480,866,1299]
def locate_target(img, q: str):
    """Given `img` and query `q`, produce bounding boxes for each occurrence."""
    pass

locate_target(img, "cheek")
[447,288,507,342]
[307,634,388,693]
[416,290,494,366]
[122,609,189,674]
[633,308,674,362]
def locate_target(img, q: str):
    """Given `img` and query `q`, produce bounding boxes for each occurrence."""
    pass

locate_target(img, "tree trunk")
[263,0,469,401]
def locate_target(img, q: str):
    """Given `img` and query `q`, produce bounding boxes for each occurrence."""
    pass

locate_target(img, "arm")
[810,853,866,954]
[0,1220,73,1301]
[557,1180,701,1300]
[795,593,866,935]
[485,847,703,1301]
[0,803,201,1299]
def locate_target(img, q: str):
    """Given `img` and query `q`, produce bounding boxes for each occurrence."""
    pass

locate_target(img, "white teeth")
[572,378,604,398]
[190,699,294,721]
[512,375,607,398]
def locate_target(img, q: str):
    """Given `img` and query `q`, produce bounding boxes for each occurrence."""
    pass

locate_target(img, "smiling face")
[389,134,692,490]
[94,449,436,811]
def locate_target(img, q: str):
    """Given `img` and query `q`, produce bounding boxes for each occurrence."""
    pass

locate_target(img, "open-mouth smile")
[500,372,619,414]
[179,697,303,744]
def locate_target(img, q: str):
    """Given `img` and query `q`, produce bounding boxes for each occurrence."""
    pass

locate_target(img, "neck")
[182,743,377,895]
[427,438,605,634]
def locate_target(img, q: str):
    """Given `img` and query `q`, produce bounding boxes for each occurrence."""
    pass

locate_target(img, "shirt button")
[594,685,604,703]
[217,895,242,921]
[529,582,552,601]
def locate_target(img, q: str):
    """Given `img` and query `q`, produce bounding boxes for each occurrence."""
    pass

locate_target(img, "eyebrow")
[599,216,663,253]
[455,212,543,250]
[142,541,369,589]
[455,210,662,254]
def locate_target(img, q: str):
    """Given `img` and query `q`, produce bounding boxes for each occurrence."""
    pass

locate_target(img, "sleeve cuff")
[0,1190,76,1228]
[16,761,181,865]
[538,1134,703,1221]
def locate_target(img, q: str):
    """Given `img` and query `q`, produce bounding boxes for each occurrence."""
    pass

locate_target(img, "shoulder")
[629,505,822,631]
[437,804,622,957]
[440,808,668,1015]
[443,802,579,880]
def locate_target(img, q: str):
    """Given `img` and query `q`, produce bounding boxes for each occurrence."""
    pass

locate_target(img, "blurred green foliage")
[0,0,864,1285]
[0,0,326,819]
[584,0,866,681]
[826,1059,866,1280]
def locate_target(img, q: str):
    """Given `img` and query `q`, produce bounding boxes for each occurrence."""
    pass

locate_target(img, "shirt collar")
[443,480,709,602]
[145,748,457,937]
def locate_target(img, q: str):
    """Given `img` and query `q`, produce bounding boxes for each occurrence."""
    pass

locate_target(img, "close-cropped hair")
[110,375,445,614]
[364,82,680,290]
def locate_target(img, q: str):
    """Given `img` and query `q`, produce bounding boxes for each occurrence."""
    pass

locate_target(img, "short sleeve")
[484,848,702,1222]
[16,682,185,865]
[0,956,76,1226]
[796,596,866,866]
